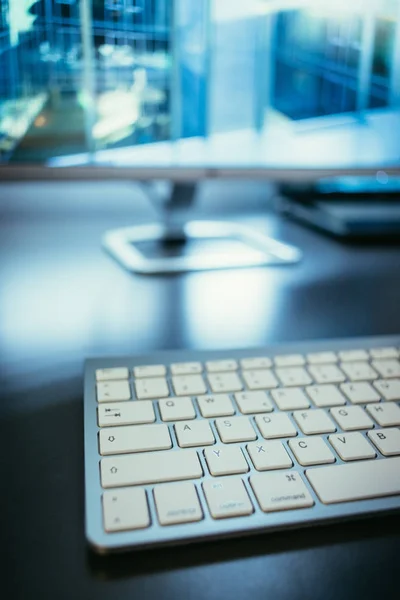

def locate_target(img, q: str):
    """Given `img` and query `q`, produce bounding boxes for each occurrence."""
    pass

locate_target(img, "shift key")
[101,449,203,488]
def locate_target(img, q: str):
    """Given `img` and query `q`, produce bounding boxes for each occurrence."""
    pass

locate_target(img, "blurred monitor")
[1,0,400,181]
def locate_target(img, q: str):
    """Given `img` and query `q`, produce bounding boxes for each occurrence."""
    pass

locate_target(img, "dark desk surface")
[1,180,400,600]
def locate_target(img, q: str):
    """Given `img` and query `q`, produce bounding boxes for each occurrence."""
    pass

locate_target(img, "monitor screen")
[1,0,400,176]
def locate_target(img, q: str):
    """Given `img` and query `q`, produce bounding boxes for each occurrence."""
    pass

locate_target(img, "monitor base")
[102,220,302,274]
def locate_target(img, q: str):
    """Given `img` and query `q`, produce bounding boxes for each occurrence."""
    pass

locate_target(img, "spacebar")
[101,450,203,488]
[306,457,400,504]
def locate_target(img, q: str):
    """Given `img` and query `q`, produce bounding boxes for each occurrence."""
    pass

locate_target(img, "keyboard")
[84,336,400,553]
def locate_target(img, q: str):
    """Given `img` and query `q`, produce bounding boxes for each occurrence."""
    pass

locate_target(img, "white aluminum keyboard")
[84,336,400,553]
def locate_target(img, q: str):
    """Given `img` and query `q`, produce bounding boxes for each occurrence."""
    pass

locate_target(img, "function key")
[306,352,337,364]
[240,357,272,370]
[170,362,203,375]
[134,365,166,378]
[206,359,238,373]
[338,349,369,362]
[274,354,305,367]
[96,367,128,381]
[103,488,150,532]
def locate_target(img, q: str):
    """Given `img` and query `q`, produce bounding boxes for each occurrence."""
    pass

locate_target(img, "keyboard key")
[98,401,155,427]
[247,441,292,471]
[204,446,249,476]
[250,471,314,512]
[330,406,374,431]
[329,432,376,461]
[103,488,150,532]
[293,409,336,435]
[208,372,243,393]
[307,352,337,364]
[215,417,257,443]
[170,362,202,375]
[154,482,203,525]
[99,423,172,456]
[366,402,400,427]
[306,457,400,504]
[97,381,131,403]
[135,378,169,400]
[242,369,278,390]
[371,359,400,378]
[308,364,346,384]
[101,449,203,488]
[159,397,196,421]
[175,420,215,447]
[206,360,238,373]
[369,347,398,359]
[96,367,128,381]
[374,379,400,401]
[340,382,380,404]
[340,362,378,382]
[306,384,346,407]
[338,350,369,362]
[234,391,274,414]
[367,428,400,456]
[275,367,311,387]
[240,357,272,370]
[197,394,235,418]
[274,354,305,367]
[134,365,166,378]
[203,477,253,519]
[289,437,335,466]
[255,413,297,439]
[172,374,206,396]
[271,387,310,410]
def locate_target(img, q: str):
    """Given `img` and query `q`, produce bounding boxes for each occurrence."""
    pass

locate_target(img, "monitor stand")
[102,183,302,274]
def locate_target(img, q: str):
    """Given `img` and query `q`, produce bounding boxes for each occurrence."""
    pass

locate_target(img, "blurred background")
[0,0,399,165]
